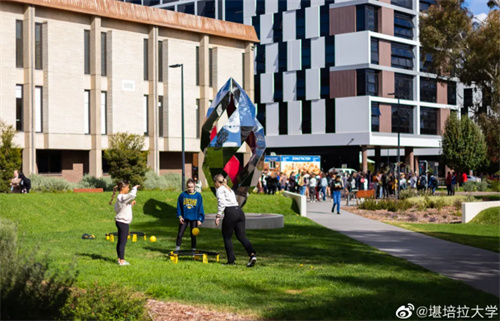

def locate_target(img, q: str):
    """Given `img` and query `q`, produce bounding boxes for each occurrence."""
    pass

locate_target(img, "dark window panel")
[420,0,436,11]
[209,48,213,87]
[372,102,380,132]
[256,0,265,15]
[16,85,23,131]
[225,1,243,23]
[274,72,283,101]
[279,102,288,135]
[273,12,283,43]
[278,42,287,72]
[320,5,330,37]
[356,5,378,32]
[297,70,306,100]
[36,150,62,173]
[325,35,335,66]
[101,32,107,76]
[391,0,412,9]
[392,105,413,134]
[420,77,437,103]
[371,38,379,64]
[296,9,305,39]
[178,3,195,15]
[16,20,23,68]
[302,38,311,69]
[196,46,200,85]
[143,39,148,80]
[391,42,414,70]
[320,68,330,99]
[158,41,162,81]
[257,104,266,132]
[357,69,379,96]
[420,107,438,135]
[394,12,414,39]
[159,95,164,137]
[84,30,90,74]
[302,100,311,134]
[35,23,43,70]
[395,73,413,100]
[325,99,335,133]
[447,82,457,105]
[198,0,215,18]
[143,0,160,6]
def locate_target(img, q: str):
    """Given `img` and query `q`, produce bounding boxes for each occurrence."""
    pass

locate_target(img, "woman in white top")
[213,174,257,267]
[109,180,139,266]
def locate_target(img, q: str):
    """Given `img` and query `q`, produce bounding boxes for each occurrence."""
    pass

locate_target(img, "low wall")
[462,201,500,223]
[73,188,104,193]
[203,214,284,229]
[283,191,307,217]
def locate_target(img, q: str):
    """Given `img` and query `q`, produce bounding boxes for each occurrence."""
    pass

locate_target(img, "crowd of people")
[257,169,470,201]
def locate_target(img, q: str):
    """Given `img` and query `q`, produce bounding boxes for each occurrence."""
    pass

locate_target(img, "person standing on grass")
[109,181,139,266]
[445,172,452,196]
[213,174,256,267]
[175,178,205,252]
[451,172,457,196]
[331,174,343,214]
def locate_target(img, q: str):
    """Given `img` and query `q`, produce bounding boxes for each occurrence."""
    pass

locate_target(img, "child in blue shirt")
[176,178,205,251]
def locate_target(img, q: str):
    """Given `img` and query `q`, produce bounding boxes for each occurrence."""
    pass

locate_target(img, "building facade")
[1,0,257,182]
[130,0,458,175]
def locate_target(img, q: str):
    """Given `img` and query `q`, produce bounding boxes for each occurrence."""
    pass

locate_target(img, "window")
[320,5,330,37]
[84,30,90,74]
[37,150,62,173]
[196,46,200,86]
[255,44,265,74]
[178,3,195,15]
[279,102,288,135]
[325,35,335,66]
[144,39,148,80]
[256,0,265,15]
[158,41,163,81]
[195,99,200,139]
[391,0,412,9]
[257,104,266,132]
[143,0,160,5]
[209,48,213,87]
[394,12,414,39]
[278,42,287,72]
[321,68,330,99]
[297,70,305,100]
[101,32,107,76]
[16,85,23,131]
[273,12,283,43]
[420,53,434,73]
[296,9,305,39]
[463,88,473,115]
[101,91,107,135]
[84,90,90,134]
[16,20,23,68]
[35,86,43,133]
[420,77,437,103]
[198,0,215,18]
[144,95,148,135]
[357,69,379,96]
[225,0,243,23]
[301,101,311,134]
[447,82,457,105]
[274,73,283,101]
[391,43,414,70]
[356,5,378,32]
[371,102,381,132]
[159,96,163,137]
[392,105,413,134]
[420,107,438,135]
[35,23,43,70]
[371,38,379,64]
[325,99,335,133]
[420,0,436,11]
[395,73,413,100]
[302,39,311,69]
[218,0,223,19]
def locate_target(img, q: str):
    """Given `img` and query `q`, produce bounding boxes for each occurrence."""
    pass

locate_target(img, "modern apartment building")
[0,0,257,182]
[130,0,458,175]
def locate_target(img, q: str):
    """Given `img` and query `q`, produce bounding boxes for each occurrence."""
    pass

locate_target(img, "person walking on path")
[331,174,343,214]
[451,172,457,196]
[213,174,257,267]
[175,178,205,252]
[109,181,139,266]
[445,172,452,196]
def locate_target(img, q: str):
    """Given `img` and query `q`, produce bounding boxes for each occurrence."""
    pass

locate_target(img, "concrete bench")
[282,191,307,217]
[462,201,500,223]
[73,188,104,193]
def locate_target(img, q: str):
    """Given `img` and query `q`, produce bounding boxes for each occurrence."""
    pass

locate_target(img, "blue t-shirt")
[176,192,205,222]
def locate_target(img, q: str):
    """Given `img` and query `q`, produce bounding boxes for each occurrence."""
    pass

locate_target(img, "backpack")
[303,176,309,185]
[419,175,427,187]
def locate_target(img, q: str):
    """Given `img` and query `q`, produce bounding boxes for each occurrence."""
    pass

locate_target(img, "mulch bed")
[343,205,462,224]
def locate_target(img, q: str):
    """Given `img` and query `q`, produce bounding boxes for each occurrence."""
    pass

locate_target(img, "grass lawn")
[391,207,500,253]
[1,191,498,320]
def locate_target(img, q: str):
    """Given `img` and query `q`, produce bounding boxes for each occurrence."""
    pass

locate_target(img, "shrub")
[30,174,75,193]
[399,189,417,200]
[0,120,22,193]
[359,198,379,211]
[396,199,412,212]
[61,282,147,321]
[76,174,114,191]
[0,218,76,320]
[143,171,182,191]
[434,197,446,212]
[490,180,500,192]
[453,198,462,210]
[463,181,477,192]
[477,180,488,192]
[386,200,398,212]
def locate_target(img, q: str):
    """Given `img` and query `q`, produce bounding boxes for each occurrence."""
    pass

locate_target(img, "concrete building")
[129,0,458,175]
[0,0,257,182]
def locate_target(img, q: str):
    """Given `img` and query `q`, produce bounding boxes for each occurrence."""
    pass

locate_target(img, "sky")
[465,0,491,21]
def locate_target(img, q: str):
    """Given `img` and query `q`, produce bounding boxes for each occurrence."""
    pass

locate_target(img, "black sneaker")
[337,212,341,215]
[247,256,257,267]
[222,262,236,266]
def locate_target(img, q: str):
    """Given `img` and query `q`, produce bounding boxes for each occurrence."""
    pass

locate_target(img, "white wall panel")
[310,0,325,7]
[260,14,274,45]
[288,100,302,135]
[335,32,370,67]
[282,11,296,42]
[287,0,301,11]
[243,0,256,17]
[266,0,278,14]
[244,16,252,26]
[283,71,297,102]
[311,36,325,69]
[306,68,320,100]
[306,7,320,39]
[311,99,326,134]
[266,43,279,73]
[260,73,274,103]
[287,39,301,71]
[266,102,280,136]
[336,96,370,133]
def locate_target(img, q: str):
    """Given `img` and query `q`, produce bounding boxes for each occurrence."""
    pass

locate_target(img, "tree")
[103,133,149,186]
[441,113,487,174]
[0,120,22,193]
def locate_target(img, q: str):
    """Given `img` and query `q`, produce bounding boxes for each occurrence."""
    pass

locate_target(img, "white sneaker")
[119,260,130,266]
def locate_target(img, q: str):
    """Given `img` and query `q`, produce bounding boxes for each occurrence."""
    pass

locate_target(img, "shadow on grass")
[143,198,176,220]
[76,253,117,263]
[413,230,500,253]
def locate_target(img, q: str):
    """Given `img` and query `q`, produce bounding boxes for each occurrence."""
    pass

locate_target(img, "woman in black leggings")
[213,174,256,267]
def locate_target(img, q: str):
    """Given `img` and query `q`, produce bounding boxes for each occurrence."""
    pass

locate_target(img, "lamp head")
[169,64,182,68]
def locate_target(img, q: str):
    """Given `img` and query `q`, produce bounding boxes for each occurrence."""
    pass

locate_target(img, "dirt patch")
[146,299,259,321]
[343,206,462,224]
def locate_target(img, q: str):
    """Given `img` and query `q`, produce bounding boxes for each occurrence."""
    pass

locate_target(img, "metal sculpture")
[200,78,266,206]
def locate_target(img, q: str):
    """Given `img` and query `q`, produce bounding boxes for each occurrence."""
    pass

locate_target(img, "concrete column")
[244,42,254,101]
[361,145,368,172]
[147,26,159,174]
[414,156,420,175]
[22,5,35,175]
[375,146,381,171]
[89,16,102,178]
[404,147,414,173]
[198,35,211,186]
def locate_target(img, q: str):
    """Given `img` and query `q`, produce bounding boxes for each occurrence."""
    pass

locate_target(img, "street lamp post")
[169,63,185,191]
[388,92,401,200]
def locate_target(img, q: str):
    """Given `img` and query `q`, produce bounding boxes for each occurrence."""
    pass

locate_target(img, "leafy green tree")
[103,133,149,186]
[0,120,22,193]
[441,113,487,173]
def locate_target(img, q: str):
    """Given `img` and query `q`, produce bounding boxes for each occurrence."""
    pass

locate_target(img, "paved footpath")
[306,200,500,297]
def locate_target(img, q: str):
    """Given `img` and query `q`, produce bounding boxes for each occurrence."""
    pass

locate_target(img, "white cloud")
[474,12,488,22]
